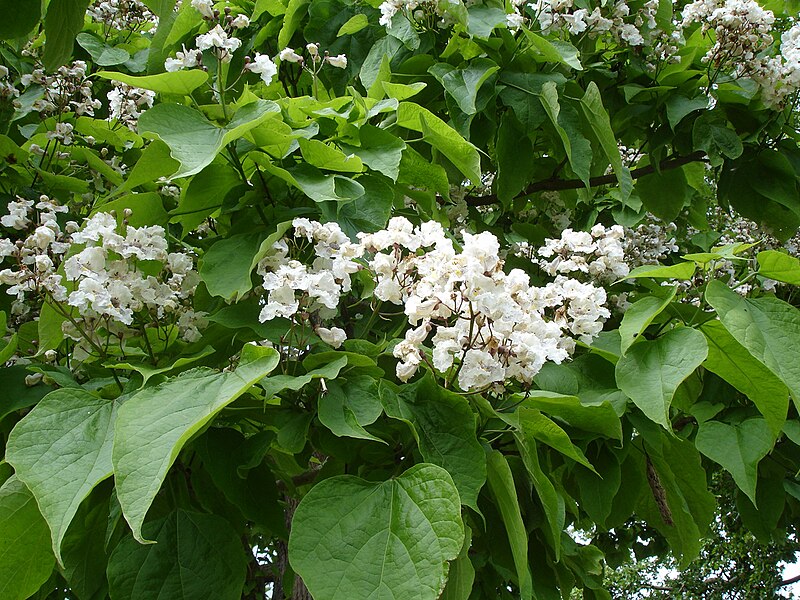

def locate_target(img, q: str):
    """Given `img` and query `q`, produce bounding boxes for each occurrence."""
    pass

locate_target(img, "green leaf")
[428,59,499,115]
[107,509,247,600]
[93,192,169,228]
[298,138,364,173]
[199,221,292,301]
[138,100,280,178]
[623,262,697,280]
[466,5,507,38]
[502,407,596,473]
[0,365,51,422]
[113,345,279,542]
[337,13,369,35]
[341,125,406,181]
[440,527,475,600]
[44,0,92,71]
[524,31,582,70]
[540,82,591,186]
[580,82,632,200]
[757,250,800,284]
[106,346,217,388]
[397,102,482,184]
[195,428,286,536]
[278,0,309,48]
[288,464,464,600]
[619,286,678,354]
[514,434,565,559]
[318,378,384,442]
[615,327,708,429]
[693,114,743,160]
[633,427,715,567]
[76,33,130,66]
[6,389,117,565]
[486,451,533,600]
[380,376,486,511]
[0,476,55,600]
[259,356,348,398]
[60,488,111,600]
[665,95,707,130]
[636,167,692,222]
[706,279,800,407]
[96,69,210,96]
[701,320,788,435]
[696,418,773,505]
[0,0,41,39]
[519,391,621,440]
[173,163,242,234]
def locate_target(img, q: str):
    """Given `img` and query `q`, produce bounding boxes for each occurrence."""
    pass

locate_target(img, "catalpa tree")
[0,0,799,598]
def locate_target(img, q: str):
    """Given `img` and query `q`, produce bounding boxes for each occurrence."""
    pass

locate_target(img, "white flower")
[231,14,250,28]
[191,0,215,18]
[279,47,303,62]
[325,54,348,68]
[306,42,319,57]
[246,53,278,85]
[196,24,242,55]
[316,326,347,348]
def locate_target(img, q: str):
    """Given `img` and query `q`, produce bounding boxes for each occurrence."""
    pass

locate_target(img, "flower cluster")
[507,0,664,51]
[0,205,205,348]
[107,81,155,130]
[165,1,250,70]
[681,0,775,68]
[280,43,347,69]
[87,0,158,31]
[360,218,611,391]
[21,61,102,117]
[752,23,800,107]
[0,65,17,102]
[623,217,680,267]
[256,219,363,346]
[523,224,630,283]
[378,0,459,29]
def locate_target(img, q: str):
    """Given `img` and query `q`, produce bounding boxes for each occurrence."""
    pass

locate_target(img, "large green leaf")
[539,82,591,186]
[60,488,111,600]
[0,0,40,39]
[619,286,677,354]
[113,345,279,542]
[95,70,210,96]
[580,82,632,199]
[138,100,280,178]
[524,32,582,70]
[0,365,50,422]
[288,464,464,600]
[757,250,800,284]
[695,418,773,505]
[615,327,708,428]
[199,222,292,301]
[519,391,621,440]
[706,279,800,407]
[76,33,130,66]
[341,125,406,181]
[318,378,384,442]
[397,102,481,184]
[44,0,91,71]
[514,436,565,559]
[173,163,242,234]
[380,376,486,511]
[428,59,499,115]
[502,407,596,472]
[107,509,247,600]
[6,389,117,564]
[633,421,715,567]
[0,476,55,600]
[701,320,788,435]
[486,451,533,600]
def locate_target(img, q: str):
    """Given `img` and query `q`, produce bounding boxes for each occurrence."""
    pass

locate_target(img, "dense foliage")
[1,0,800,598]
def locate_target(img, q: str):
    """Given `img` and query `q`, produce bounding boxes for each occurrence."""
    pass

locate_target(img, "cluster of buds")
[279,43,348,70]
[191,0,250,28]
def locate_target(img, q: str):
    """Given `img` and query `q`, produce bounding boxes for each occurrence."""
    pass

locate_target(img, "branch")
[779,574,800,588]
[454,151,707,207]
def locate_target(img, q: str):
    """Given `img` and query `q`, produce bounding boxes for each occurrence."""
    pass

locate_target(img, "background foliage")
[1,0,800,598]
